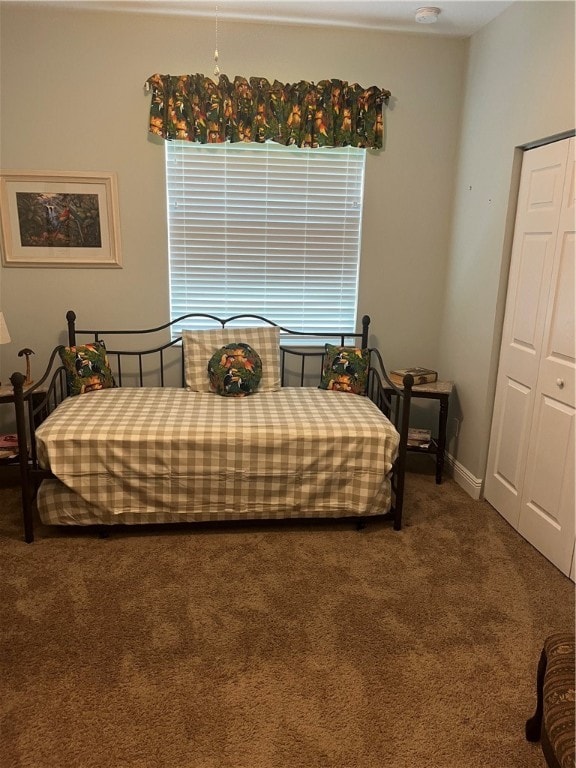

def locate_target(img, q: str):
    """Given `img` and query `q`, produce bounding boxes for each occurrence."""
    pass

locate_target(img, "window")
[165,141,366,335]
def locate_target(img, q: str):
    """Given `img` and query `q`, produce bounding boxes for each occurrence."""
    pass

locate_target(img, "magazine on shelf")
[407,428,432,448]
[0,433,18,450]
[0,433,18,461]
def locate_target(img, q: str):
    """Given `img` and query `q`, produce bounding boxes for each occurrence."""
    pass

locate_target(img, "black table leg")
[436,395,449,484]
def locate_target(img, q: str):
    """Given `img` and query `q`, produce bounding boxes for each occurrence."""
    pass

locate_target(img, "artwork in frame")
[0,171,121,267]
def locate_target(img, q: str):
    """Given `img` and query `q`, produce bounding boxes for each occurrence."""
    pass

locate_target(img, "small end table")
[0,384,28,470]
[0,382,45,404]
[384,380,454,484]
[0,382,48,433]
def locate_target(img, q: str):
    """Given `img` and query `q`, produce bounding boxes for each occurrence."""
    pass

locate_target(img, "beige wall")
[437,0,575,483]
[0,5,465,402]
[0,2,574,490]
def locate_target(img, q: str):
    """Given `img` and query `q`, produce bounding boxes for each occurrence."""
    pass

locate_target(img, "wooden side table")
[0,383,19,403]
[385,380,454,484]
[0,385,26,468]
[0,383,48,435]
[0,382,46,404]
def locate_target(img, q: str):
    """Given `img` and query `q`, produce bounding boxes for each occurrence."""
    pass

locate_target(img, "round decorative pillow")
[207,342,263,397]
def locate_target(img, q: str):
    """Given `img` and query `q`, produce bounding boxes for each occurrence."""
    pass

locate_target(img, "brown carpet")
[1,464,574,768]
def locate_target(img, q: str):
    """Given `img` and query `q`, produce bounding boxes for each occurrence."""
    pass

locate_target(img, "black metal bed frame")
[10,310,413,543]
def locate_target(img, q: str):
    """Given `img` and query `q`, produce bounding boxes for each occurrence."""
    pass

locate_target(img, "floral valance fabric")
[146,73,391,149]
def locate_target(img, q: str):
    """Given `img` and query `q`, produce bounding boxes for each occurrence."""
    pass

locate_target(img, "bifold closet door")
[484,137,575,578]
[517,138,575,576]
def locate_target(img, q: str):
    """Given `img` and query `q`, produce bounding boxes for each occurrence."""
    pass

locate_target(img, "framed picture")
[0,170,122,267]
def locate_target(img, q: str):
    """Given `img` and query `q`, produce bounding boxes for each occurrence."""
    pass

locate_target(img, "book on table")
[407,428,432,448]
[389,367,438,386]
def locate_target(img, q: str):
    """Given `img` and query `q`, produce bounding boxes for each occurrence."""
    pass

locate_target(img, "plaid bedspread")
[36,387,399,526]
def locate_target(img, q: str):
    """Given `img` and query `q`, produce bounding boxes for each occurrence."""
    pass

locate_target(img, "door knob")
[556,378,565,389]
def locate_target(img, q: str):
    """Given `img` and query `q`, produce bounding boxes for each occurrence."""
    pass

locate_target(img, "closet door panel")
[485,379,532,526]
[484,139,569,526]
[539,230,575,403]
[518,137,575,576]
[509,234,555,381]
[519,395,575,574]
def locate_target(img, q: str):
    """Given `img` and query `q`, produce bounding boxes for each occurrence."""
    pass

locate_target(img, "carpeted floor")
[1,464,574,768]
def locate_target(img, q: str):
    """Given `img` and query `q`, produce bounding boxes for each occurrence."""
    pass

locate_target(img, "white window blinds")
[165,141,366,335]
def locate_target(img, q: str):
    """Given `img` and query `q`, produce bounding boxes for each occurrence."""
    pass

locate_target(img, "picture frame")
[0,170,122,267]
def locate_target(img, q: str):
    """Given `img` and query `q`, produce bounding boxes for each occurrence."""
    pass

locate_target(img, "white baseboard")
[444,452,483,500]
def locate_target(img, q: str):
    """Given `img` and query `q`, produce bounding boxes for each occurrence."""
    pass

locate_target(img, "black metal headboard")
[66,310,371,388]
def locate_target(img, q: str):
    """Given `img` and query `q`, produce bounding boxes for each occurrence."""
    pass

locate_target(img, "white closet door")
[484,140,569,529]
[518,137,575,576]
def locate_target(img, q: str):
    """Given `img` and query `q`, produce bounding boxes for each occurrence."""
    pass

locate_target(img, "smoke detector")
[415,7,441,24]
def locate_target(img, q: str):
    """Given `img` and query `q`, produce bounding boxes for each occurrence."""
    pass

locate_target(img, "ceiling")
[2,0,516,37]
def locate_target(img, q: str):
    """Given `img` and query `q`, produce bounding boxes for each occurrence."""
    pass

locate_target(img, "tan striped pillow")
[183,326,281,393]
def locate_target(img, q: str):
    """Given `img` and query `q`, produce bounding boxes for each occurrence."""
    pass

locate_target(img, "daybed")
[10,311,414,543]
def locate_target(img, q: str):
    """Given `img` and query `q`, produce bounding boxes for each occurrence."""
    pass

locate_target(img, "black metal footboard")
[10,348,68,542]
[366,349,413,530]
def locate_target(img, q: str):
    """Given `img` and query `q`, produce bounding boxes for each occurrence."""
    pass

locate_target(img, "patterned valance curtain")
[145,73,391,149]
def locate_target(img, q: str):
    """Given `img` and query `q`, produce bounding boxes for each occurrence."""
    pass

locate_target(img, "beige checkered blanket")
[36,387,399,526]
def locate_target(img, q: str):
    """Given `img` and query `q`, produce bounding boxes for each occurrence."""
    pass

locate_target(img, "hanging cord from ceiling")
[214,2,220,77]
